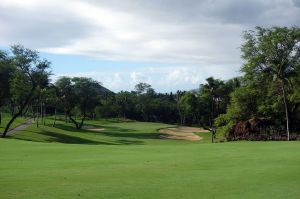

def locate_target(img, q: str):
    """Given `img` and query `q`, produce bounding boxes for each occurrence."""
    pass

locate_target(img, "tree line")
[0,26,299,140]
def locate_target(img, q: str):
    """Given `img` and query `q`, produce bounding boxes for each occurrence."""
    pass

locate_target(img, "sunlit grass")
[0,118,299,199]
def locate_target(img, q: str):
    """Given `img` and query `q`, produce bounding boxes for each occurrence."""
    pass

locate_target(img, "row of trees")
[0,45,238,137]
[0,45,107,137]
[95,78,240,127]
[1,26,299,140]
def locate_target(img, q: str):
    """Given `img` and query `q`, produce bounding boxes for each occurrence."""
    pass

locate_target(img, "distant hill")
[96,84,114,95]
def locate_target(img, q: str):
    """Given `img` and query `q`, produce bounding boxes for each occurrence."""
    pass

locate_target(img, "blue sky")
[40,52,240,92]
[0,44,241,92]
[1,0,299,92]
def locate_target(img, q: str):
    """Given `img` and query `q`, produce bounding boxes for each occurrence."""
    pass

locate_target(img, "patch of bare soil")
[159,127,208,141]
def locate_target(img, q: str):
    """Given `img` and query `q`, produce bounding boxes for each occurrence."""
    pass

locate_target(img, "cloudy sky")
[1,0,300,92]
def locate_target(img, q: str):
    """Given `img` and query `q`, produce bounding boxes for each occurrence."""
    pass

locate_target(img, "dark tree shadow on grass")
[37,130,144,145]
[40,131,117,145]
[100,129,159,139]
[54,123,97,133]
[10,130,116,145]
[9,124,145,145]
[55,123,160,140]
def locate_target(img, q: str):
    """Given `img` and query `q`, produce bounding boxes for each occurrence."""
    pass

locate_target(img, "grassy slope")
[0,113,27,132]
[10,119,179,145]
[0,119,299,199]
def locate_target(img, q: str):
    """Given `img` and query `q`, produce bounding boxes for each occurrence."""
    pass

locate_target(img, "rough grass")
[0,118,299,199]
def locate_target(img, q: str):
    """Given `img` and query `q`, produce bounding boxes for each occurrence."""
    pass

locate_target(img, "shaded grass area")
[0,139,299,199]
[0,113,27,132]
[9,118,181,145]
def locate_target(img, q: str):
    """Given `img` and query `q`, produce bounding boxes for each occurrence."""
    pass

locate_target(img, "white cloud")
[1,0,299,91]
[130,71,142,83]
[1,0,299,65]
[55,64,240,92]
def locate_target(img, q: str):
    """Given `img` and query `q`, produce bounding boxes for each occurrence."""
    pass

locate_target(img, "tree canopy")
[1,26,299,141]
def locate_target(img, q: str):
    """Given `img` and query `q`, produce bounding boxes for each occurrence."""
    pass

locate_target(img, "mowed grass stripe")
[0,120,299,199]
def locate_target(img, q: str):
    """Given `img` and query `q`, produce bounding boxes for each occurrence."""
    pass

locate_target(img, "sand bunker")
[83,126,105,131]
[159,127,209,141]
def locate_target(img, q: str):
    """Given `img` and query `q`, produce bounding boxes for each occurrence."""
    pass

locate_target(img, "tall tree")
[200,77,225,127]
[134,83,155,121]
[115,91,134,118]
[134,82,152,94]
[55,77,102,129]
[0,50,15,124]
[178,92,198,125]
[55,77,76,123]
[241,26,300,140]
[2,45,51,137]
[71,77,101,129]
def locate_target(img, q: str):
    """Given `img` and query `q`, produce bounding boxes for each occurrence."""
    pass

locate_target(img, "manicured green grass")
[0,119,299,199]
[10,118,180,145]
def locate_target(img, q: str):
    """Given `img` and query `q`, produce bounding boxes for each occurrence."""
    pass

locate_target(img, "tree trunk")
[40,101,43,125]
[53,107,57,127]
[210,97,214,129]
[68,111,86,130]
[78,114,86,129]
[2,85,36,137]
[31,104,35,121]
[43,103,46,125]
[0,111,2,125]
[68,115,79,129]
[65,112,68,123]
[36,106,39,128]
[10,101,15,116]
[2,113,19,137]
[281,80,290,141]
[23,105,29,118]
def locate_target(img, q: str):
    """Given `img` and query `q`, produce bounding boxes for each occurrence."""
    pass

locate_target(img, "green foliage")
[177,92,198,124]
[241,27,300,81]
[72,77,101,114]
[92,78,240,127]
[134,82,152,94]
[216,26,300,138]
[0,51,15,107]
[197,77,241,127]
[2,26,299,138]
[10,70,32,106]
[98,84,180,124]
[1,45,51,136]
[55,76,75,112]
[214,114,234,137]
[227,86,259,121]
[55,77,103,129]
[96,94,118,118]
